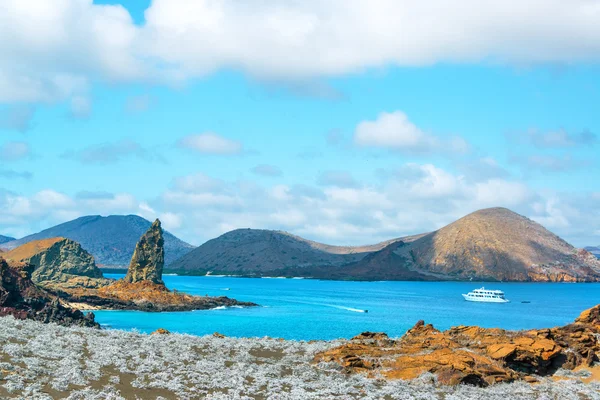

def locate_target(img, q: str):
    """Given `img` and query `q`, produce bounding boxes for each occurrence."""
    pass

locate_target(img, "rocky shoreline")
[315,304,600,387]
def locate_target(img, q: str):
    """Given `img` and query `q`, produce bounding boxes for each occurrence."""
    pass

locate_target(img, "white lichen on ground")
[0,316,599,399]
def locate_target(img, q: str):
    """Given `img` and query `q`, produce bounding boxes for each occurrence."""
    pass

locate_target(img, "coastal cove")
[94,274,600,340]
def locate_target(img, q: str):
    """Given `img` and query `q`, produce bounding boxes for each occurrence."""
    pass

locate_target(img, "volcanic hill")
[169,208,600,282]
[0,234,15,245]
[167,228,423,275]
[1,215,195,266]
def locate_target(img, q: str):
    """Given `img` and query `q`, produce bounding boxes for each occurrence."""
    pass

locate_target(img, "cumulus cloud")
[0,106,36,132]
[2,161,598,248]
[3,1,600,102]
[151,163,548,246]
[251,164,283,177]
[62,140,164,164]
[0,189,142,237]
[178,133,243,155]
[354,111,469,154]
[0,141,31,162]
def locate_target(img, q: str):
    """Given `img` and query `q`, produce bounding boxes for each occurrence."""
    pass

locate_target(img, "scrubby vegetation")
[1,316,599,399]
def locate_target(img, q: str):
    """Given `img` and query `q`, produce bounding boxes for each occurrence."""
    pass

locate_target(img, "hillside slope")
[3,215,195,266]
[391,207,600,282]
[0,235,15,245]
[168,228,417,275]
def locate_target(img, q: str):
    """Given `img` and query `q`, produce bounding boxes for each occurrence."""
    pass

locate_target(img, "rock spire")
[124,219,164,284]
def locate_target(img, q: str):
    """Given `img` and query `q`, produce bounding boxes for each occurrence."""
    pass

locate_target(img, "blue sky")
[0,1,599,247]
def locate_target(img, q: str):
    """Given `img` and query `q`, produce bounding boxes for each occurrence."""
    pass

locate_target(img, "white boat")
[462,287,510,303]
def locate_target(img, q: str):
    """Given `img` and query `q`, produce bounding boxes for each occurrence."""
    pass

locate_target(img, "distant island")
[167,207,600,282]
[2,207,599,283]
[1,215,195,266]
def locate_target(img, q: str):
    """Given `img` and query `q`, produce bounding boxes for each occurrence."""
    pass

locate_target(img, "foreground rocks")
[57,219,257,311]
[0,257,98,328]
[315,305,600,386]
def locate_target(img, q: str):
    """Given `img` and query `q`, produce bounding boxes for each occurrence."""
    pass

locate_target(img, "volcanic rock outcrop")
[124,219,164,284]
[3,237,111,290]
[315,305,600,386]
[0,257,98,327]
[59,219,257,311]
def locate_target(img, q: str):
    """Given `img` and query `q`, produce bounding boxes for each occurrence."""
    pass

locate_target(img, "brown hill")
[3,238,111,290]
[168,228,422,275]
[391,207,600,282]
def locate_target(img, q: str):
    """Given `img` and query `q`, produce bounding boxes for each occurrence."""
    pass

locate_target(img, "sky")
[0,0,599,247]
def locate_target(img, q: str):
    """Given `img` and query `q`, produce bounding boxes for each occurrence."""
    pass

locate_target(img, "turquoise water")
[94,274,600,340]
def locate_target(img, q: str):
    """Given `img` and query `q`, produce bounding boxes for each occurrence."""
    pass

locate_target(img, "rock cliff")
[3,237,111,290]
[0,257,98,327]
[124,219,164,284]
[315,304,600,386]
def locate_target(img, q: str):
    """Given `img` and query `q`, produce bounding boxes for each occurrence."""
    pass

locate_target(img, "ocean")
[94,274,600,340]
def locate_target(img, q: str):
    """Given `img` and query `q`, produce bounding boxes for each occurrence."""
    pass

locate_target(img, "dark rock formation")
[3,237,111,290]
[124,219,165,284]
[0,257,98,328]
[315,304,600,386]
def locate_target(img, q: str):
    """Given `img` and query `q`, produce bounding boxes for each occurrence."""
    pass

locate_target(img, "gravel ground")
[1,316,599,400]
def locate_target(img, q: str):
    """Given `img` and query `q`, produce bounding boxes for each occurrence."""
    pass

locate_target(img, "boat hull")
[462,294,510,303]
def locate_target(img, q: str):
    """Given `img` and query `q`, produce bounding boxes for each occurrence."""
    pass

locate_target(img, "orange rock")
[314,304,600,387]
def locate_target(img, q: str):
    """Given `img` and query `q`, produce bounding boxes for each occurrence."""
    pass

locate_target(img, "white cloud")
[3,1,600,102]
[1,162,599,249]
[178,133,243,155]
[354,111,469,154]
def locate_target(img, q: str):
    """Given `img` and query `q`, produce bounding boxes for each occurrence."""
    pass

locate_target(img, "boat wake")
[327,305,368,313]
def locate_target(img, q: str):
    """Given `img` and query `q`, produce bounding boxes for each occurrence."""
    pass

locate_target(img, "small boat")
[364,310,368,313]
[222,288,230,291]
[521,301,531,304]
[462,287,510,303]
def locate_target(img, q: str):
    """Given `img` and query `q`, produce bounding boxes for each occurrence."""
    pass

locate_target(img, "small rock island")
[57,219,257,311]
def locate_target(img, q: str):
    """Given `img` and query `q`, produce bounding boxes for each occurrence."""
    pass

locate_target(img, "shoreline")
[102,269,600,283]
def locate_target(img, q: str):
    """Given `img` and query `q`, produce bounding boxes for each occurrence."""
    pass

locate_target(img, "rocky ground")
[0,316,599,400]
[315,305,600,387]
